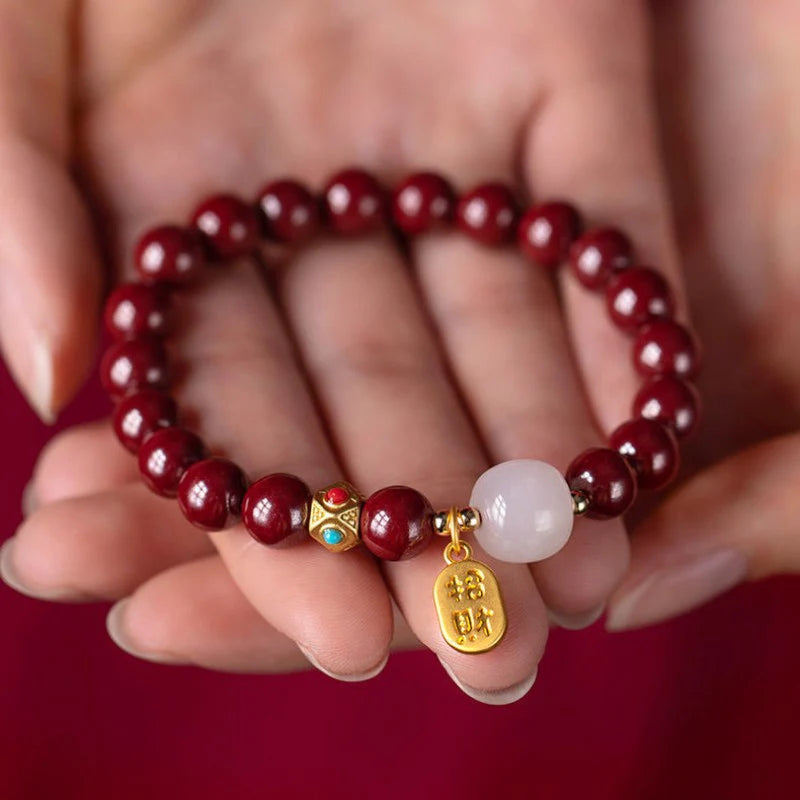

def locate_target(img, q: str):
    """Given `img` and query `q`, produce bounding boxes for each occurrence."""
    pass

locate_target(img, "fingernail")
[106,600,185,665]
[29,335,56,424]
[437,656,537,705]
[606,548,748,632]
[548,604,605,630]
[22,481,38,517]
[297,643,388,682]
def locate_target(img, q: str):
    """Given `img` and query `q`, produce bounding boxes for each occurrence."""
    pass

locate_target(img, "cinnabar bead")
[517,201,581,268]
[633,319,700,378]
[134,225,205,284]
[138,427,206,497]
[392,172,455,234]
[323,169,387,234]
[569,227,632,289]
[112,389,178,453]
[242,473,312,545]
[178,458,248,530]
[633,375,701,439]
[565,448,637,520]
[606,267,675,330]
[456,182,518,245]
[100,337,169,398]
[610,418,679,490]
[256,179,319,242]
[360,486,434,561]
[191,194,260,259]
[104,283,171,340]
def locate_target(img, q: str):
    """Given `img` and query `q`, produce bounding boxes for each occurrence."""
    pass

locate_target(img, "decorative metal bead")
[307,481,363,553]
[433,507,481,536]
[571,490,591,516]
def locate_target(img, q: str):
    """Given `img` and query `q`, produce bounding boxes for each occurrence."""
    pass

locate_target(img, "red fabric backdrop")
[0,362,798,800]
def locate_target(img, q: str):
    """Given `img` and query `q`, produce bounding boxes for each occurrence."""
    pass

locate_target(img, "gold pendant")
[433,510,507,654]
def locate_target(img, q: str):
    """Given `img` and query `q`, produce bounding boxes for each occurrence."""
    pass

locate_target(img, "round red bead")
[104,283,171,340]
[633,319,700,378]
[112,389,178,453]
[178,458,248,530]
[607,267,675,331]
[134,225,206,284]
[324,487,349,506]
[256,179,319,243]
[609,418,679,491]
[569,227,632,289]
[242,473,312,545]
[456,183,518,245]
[323,169,386,235]
[100,337,169,398]
[138,427,206,497]
[633,375,701,439]
[517,201,581,268]
[565,448,637,520]
[360,486,434,561]
[392,172,455,234]
[191,194,260,259]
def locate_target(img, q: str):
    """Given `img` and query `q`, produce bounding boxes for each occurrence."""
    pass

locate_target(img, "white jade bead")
[470,459,574,563]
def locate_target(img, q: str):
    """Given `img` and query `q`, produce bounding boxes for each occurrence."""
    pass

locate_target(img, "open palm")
[2,0,682,702]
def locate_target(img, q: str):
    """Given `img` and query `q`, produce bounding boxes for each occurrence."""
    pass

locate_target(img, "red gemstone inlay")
[324,487,349,506]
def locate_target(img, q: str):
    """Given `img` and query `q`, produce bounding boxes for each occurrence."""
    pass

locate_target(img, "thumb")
[607,431,800,631]
[0,0,101,422]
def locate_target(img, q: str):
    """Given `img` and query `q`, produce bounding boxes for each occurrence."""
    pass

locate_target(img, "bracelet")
[100,168,702,655]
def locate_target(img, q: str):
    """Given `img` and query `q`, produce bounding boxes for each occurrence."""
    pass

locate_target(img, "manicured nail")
[437,656,537,705]
[297,643,388,682]
[22,481,38,517]
[29,335,56,424]
[548,604,605,630]
[106,600,185,665]
[607,548,748,632]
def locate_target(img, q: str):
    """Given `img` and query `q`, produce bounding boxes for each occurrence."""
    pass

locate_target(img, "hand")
[606,0,800,630]
[1,0,682,702]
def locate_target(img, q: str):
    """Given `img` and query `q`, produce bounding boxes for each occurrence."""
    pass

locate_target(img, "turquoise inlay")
[322,528,344,546]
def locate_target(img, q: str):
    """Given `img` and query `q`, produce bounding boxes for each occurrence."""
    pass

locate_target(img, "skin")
[10,0,796,703]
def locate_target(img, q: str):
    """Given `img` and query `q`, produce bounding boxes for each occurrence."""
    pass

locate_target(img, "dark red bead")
[610,418,679,491]
[569,227,632,289]
[177,458,248,530]
[456,183,518,245]
[633,319,700,378]
[517,201,582,268]
[565,448,637,520]
[191,194,260,259]
[104,283,171,340]
[256,179,319,243]
[134,225,206,284]
[360,486,434,561]
[242,473,312,545]
[112,389,178,453]
[323,169,387,235]
[607,267,675,330]
[392,172,455,234]
[633,375,701,439]
[138,427,206,497]
[100,337,169,398]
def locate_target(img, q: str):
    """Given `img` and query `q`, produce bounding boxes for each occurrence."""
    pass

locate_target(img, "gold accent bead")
[433,511,449,536]
[457,507,481,532]
[571,490,591,516]
[308,481,362,553]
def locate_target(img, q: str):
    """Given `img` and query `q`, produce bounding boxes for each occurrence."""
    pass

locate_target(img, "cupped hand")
[607,0,800,630]
[1,0,682,702]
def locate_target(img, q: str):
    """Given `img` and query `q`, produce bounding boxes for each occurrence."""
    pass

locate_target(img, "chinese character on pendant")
[452,608,474,639]
[446,575,466,602]
[476,606,494,637]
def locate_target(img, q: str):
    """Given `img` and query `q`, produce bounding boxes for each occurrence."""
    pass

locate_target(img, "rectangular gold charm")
[433,555,507,654]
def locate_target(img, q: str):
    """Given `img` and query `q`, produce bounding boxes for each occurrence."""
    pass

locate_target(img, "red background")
[1,363,798,800]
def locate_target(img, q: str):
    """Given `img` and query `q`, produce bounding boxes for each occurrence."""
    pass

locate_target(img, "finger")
[1,484,213,602]
[108,556,421,673]
[526,3,687,432]
[170,259,395,679]
[282,234,546,702]
[607,432,800,631]
[0,1,102,421]
[30,420,138,510]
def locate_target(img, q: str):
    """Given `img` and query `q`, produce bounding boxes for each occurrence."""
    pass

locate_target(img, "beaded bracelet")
[101,169,701,654]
